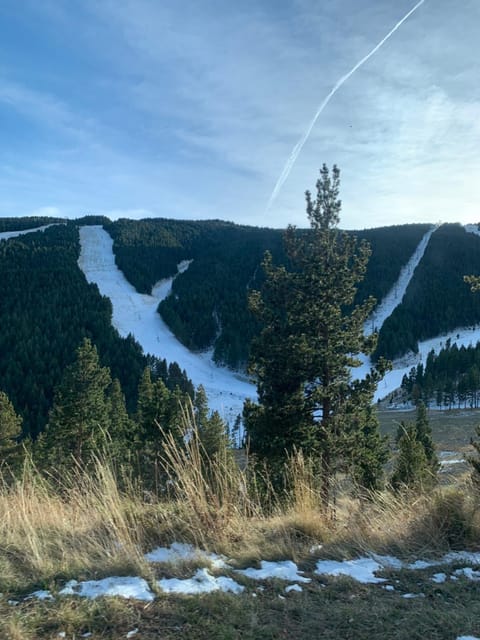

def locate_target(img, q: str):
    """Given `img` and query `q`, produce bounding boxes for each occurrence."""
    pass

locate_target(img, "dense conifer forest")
[106,219,432,367]
[375,224,480,361]
[0,216,64,232]
[0,223,192,438]
[401,339,480,408]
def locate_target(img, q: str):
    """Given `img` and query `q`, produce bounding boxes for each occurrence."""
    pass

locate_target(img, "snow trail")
[0,223,59,241]
[365,225,438,335]
[77,225,256,424]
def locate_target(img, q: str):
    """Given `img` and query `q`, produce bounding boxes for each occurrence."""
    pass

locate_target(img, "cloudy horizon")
[1,0,479,230]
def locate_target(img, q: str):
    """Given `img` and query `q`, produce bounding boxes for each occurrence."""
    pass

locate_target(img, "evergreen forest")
[105,218,433,367]
[0,223,193,439]
[375,224,480,361]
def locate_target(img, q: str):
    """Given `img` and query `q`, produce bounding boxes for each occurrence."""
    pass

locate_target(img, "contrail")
[266,0,426,212]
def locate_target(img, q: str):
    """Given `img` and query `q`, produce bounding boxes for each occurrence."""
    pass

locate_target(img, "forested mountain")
[374,224,480,361]
[3,216,480,438]
[0,223,192,438]
[106,219,432,367]
[0,216,64,232]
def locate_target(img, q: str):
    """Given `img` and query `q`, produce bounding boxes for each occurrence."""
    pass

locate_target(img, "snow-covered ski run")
[3,221,480,407]
[77,225,256,425]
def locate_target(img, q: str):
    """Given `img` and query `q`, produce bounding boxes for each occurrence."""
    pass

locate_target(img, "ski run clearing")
[3,222,480,418]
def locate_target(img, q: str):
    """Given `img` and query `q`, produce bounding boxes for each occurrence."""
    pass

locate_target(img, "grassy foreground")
[1,431,480,639]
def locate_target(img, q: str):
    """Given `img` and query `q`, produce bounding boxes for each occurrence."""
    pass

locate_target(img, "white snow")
[145,542,229,569]
[432,573,447,583]
[453,567,480,581]
[315,557,389,584]
[158,568,244,595]
[464,224,480,238]
[285,583,303,593]
[457,636,480,640]
[237,560,311,583]
[365,226,438,336]
[0,224,60,242]
[58,576,154,601]
[77,225,256,424]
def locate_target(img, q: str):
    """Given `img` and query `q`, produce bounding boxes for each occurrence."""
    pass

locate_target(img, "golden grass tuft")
[0,455,151,592]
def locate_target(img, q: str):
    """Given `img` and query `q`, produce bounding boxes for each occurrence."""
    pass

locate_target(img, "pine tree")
[391,421,431,490]
[39,338,112,470]
[349,404,389,492]
[0,391,24,470]
[415,401,439,475]
[390,403,437,490]
[107,378,135,465]
[246,165,390,506]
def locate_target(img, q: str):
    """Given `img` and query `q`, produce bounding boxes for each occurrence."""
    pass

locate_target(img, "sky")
[1,0,479,230]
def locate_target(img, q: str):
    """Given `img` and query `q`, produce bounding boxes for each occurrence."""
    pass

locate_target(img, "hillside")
[3,217,480,435]
[0,222,193,437]
[105,219,432,368]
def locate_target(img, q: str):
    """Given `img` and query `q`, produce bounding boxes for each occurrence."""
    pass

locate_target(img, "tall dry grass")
[0,455,151,592]
[1,406,480,595]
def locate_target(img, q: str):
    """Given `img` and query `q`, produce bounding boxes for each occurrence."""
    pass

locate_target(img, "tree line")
[401,339,480,408]
[0,338,230,490]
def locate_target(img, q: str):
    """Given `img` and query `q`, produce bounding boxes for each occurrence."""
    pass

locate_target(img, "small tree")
[246,165,390,506]
[0,391,24,471]
[390,403,438,490]
[391,421,431,490]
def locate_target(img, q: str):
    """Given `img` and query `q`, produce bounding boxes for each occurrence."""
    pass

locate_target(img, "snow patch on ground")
[237,560,311,583]
[145,542,229,569]
[158,568,244,595]
[77,225,256,424]
[315,557,397,584]
[18,544,480,604]
[58,577,154,601]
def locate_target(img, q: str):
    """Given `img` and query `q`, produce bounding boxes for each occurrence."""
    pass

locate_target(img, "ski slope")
[358,224,480,401]
[78,225,256,425]
[365,225,438,335]
[0,223,59,242]
[5,220,479,408]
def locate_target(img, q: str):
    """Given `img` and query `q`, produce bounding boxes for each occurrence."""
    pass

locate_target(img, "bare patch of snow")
[158,568,244,595]
[237,560,311,583]
[145,542,229,569]
[58,576,154,601]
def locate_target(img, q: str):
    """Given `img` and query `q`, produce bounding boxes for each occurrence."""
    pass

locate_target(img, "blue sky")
[1,0,479,229]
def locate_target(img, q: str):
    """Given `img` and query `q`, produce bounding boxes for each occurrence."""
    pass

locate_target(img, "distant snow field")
[77,225,256,425]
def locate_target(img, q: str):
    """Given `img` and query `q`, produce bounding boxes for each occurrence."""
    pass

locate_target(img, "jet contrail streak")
[266,0,426,212]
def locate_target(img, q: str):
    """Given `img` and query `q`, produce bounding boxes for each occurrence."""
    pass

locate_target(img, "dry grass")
[0,456,152,593]
[1,420,480,598]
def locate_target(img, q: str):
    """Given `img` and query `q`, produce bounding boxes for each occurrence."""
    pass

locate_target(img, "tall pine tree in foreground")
[39,338,113,471]
[245,165,389,506]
